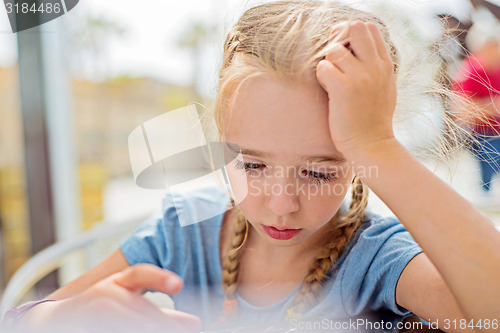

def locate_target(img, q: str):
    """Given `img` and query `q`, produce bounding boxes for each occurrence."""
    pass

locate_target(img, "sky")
[0,0,496,96]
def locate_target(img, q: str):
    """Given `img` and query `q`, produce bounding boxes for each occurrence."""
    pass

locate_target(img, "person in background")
[452,16,500,205]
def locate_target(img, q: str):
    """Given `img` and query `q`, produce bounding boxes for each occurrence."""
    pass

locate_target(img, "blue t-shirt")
[119,184,423,331]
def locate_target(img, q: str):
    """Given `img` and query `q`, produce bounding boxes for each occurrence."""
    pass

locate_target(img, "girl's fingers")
[324,42,357,73]
[316,59,343,92]
[93,301,159,332]
[161,309,202,333]
[95,282,200,333]
[366,22,393,62]
[64,297,160,332]
[329,22,349,43]
[348,21,377,62]
[113,264,184,295]
[118,293,193,330]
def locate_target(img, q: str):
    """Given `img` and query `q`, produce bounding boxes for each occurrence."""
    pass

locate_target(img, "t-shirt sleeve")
[340,215,423,317]
[117,186,226,280]
[118,208,177,269]
[118,187,196,272]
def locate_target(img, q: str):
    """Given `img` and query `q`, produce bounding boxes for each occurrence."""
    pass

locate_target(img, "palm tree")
[177,20,217,92]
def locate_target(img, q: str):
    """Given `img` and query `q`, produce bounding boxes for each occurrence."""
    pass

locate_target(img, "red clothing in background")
[452,56,500,135]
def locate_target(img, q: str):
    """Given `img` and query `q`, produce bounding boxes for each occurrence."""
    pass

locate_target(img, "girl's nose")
[264,180,300,216]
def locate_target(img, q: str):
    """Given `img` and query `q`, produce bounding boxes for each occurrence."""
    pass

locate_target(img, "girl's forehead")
[223,75,342,162]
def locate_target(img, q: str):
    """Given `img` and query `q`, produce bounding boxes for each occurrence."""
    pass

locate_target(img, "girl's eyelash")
[234,159,264,171]
[303,169,337,184]
[233,160,337,184]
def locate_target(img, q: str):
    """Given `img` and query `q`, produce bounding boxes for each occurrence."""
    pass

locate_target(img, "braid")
[219,206,249,322]
[340,175,370,226]
[286,176,369,318]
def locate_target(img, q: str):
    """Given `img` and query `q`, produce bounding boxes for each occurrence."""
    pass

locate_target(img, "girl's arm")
[396,252,476,333]
[316,21,500,331]
[350,137,500,328]
[46,248,130,300]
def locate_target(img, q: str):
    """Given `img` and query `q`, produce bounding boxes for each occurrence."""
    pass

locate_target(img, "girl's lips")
[262,225,302,240]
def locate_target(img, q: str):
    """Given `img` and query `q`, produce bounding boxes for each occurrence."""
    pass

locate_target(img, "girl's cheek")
[248,178,264,197]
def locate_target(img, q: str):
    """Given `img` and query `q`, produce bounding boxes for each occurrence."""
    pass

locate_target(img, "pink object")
[3,299,56,328]
[453,56,500,134]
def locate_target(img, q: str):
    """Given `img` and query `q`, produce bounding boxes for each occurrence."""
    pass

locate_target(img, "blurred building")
[0,64,199,284]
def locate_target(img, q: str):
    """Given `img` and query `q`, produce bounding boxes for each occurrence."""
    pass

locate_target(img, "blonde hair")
[210,1,391,325]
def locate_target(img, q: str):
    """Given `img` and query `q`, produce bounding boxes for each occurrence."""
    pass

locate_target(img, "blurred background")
[1,0,500,307]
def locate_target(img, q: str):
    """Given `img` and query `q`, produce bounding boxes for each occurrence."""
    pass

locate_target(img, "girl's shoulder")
[119,183,232,270]
[351,211,418,252]
[338,210,421,273]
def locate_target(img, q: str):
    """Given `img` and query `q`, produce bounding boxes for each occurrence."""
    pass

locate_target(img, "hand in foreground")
[20,264,201,333]
[316,21,397,158]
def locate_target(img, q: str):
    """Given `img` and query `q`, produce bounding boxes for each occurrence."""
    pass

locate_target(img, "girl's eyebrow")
[227,145,346,163]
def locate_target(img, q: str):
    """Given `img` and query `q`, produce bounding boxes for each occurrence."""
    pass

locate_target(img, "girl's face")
[224,75,355,251]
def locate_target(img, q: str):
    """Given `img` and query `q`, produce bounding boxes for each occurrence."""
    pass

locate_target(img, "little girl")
[6,1,500,332]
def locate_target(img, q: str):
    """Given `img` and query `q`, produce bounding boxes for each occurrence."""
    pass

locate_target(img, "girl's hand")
[316,21,397,158]
[21,264,201,333]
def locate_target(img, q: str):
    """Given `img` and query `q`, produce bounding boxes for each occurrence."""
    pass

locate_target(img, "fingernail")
[165,276,181,290]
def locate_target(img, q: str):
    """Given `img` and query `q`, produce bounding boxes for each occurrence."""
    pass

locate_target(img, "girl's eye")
[234,159,265,172]
[300,168,337,184]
